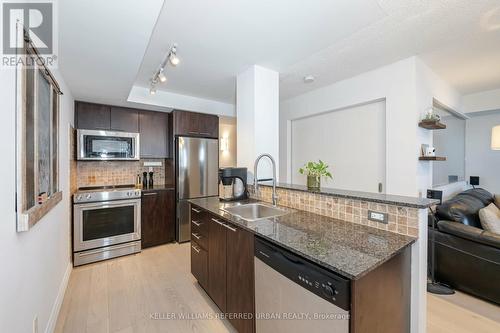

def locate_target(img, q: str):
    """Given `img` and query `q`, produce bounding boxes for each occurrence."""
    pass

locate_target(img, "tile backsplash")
[251,186,422,237]
[76,159,173,188]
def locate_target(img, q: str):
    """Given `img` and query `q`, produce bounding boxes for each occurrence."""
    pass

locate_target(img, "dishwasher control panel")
[255,236,350,311]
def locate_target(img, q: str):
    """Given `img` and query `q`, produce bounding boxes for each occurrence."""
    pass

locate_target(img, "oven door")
[77,129,140,160]
[73,199,141,252]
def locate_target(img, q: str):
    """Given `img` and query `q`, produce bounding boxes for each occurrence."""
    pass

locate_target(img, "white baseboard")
[45,262,72,333]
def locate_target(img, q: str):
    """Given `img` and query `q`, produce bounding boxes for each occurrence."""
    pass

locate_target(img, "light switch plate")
[368,210,388,224]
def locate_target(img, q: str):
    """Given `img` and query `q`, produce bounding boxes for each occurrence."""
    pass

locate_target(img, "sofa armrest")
[437,220,500,249]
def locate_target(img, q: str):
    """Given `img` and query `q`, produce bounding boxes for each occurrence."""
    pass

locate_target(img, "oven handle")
[74,199,141,209]
[76,242,139,257]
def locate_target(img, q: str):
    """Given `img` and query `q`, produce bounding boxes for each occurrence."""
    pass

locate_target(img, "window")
[16,30,62,231]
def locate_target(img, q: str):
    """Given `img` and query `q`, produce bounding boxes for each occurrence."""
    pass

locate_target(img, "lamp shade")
[492,125,500,150]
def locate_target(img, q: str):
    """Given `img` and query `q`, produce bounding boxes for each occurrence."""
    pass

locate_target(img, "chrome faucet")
[254,153,278,206]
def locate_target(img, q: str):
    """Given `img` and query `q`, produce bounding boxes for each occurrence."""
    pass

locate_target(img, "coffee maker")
[219,167,248,201]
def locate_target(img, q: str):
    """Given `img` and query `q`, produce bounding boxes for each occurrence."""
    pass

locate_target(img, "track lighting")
[149,43,180,95]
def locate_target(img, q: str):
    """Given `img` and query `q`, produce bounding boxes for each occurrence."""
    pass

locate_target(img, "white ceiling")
[59,0,500,109]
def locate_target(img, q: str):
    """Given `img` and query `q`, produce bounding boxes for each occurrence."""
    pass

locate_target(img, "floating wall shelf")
[419,156,446,161]
[418,121,446,130]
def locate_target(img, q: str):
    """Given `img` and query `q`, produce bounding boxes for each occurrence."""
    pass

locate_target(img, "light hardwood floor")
[56,243,500,333]
[55,243,236,333]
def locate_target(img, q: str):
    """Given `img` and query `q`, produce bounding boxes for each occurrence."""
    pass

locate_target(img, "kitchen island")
[189,197,416,333]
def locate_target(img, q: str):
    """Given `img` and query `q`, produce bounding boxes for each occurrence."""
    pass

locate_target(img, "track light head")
[169,52,180,66]
[158,70,167,83]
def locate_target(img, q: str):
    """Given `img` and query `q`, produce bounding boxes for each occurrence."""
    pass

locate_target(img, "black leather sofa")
[430,188,500,304]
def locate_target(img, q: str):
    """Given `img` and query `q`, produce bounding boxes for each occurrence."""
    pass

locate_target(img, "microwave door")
[77,129,140,160]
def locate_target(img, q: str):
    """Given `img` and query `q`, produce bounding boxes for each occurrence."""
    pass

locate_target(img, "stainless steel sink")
[223,203,288,221]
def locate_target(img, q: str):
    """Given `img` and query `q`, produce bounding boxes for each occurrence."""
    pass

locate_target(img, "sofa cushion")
[437,220,500,249]
[459,188,494,206]
[436,194,485,228]
[495,194,500,209]
[479,203,500,234]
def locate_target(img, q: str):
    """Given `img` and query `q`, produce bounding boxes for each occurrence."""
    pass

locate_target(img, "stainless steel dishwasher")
[255,237,350,333]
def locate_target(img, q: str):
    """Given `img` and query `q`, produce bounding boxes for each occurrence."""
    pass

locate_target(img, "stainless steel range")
[73,185,142,266]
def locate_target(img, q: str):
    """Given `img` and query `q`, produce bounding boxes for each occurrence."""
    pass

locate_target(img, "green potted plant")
[298,160,333,191]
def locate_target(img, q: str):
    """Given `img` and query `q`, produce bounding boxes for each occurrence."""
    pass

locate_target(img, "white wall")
[466,111,500,194]
[280,57,419,196]
[463,87,500,113]
[414,58,463,196]
[0,67,74,333]
[237,66,279,181]
[290,100,386,193]
[219,116,237,168]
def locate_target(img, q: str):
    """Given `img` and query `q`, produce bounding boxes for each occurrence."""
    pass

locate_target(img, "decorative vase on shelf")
[307,175,321,191]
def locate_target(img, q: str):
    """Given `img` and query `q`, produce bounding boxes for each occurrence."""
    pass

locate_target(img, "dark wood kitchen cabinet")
[141,189,175,248]
[208,216,228,312]
[110,106,139,132]
[139,111,169,158]
[226,222,255,333]
[173,110,219,138]
[192,207,255,333]
[75,101,111,130]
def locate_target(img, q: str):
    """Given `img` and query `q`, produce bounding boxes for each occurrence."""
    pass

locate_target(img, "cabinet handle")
[143,192,157,196]
[211,218,225,226]
[200,132,211,135]
[191,233,201,240]
[192,220,202,227]
[191,208,201,213]
[191,245,200,253]
[188,131,199,135]
[222,223,237,232]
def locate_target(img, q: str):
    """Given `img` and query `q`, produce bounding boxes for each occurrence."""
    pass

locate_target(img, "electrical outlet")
[33,315,38,333]
[148,167,153,172]
[368,210,388,224]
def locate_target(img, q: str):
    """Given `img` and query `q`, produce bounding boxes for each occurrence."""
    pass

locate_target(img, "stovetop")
[74,184,141,203]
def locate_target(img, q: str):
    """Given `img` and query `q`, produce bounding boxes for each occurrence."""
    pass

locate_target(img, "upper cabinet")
[139,111,169,158]
[75,102,139,133]
[173,110,219,138]
[110,106,139,132]
[75,102,111,130]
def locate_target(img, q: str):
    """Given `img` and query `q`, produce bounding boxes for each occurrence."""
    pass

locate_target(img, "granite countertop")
[141,184,175,192]
[189,197,416,280]
[259,182,438,208]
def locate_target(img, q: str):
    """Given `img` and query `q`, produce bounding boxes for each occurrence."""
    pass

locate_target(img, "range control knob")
[76,195,83,201]
[127,192,132,197]
[85,194,92,200]
[323,285,335,298]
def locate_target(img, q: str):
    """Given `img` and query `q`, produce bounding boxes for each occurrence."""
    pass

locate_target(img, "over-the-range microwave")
[77,129,140,161]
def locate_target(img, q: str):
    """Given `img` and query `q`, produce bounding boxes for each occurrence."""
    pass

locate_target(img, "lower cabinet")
[141,189,175,248]
[190,205,255,333]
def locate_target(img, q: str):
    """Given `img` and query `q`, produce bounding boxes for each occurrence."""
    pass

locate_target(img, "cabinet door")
[191,243,209,290]
[208,216,227,312]
[139,111,169,158]
[173,110,199,136]
[226,225,255,333]
[110,106,139,132]
[76,102,110,130]
[198,114,219,138]
[141,190,175,248]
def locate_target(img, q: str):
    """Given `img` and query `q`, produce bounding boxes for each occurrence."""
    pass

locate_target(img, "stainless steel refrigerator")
[176,136,219,242]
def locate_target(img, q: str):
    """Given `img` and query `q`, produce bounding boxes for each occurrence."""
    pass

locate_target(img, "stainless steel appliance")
[219,167,248,201]
[255,237,350,333]
[73,185,142,266]
[77,129,140,160]
[176,137,218,242]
